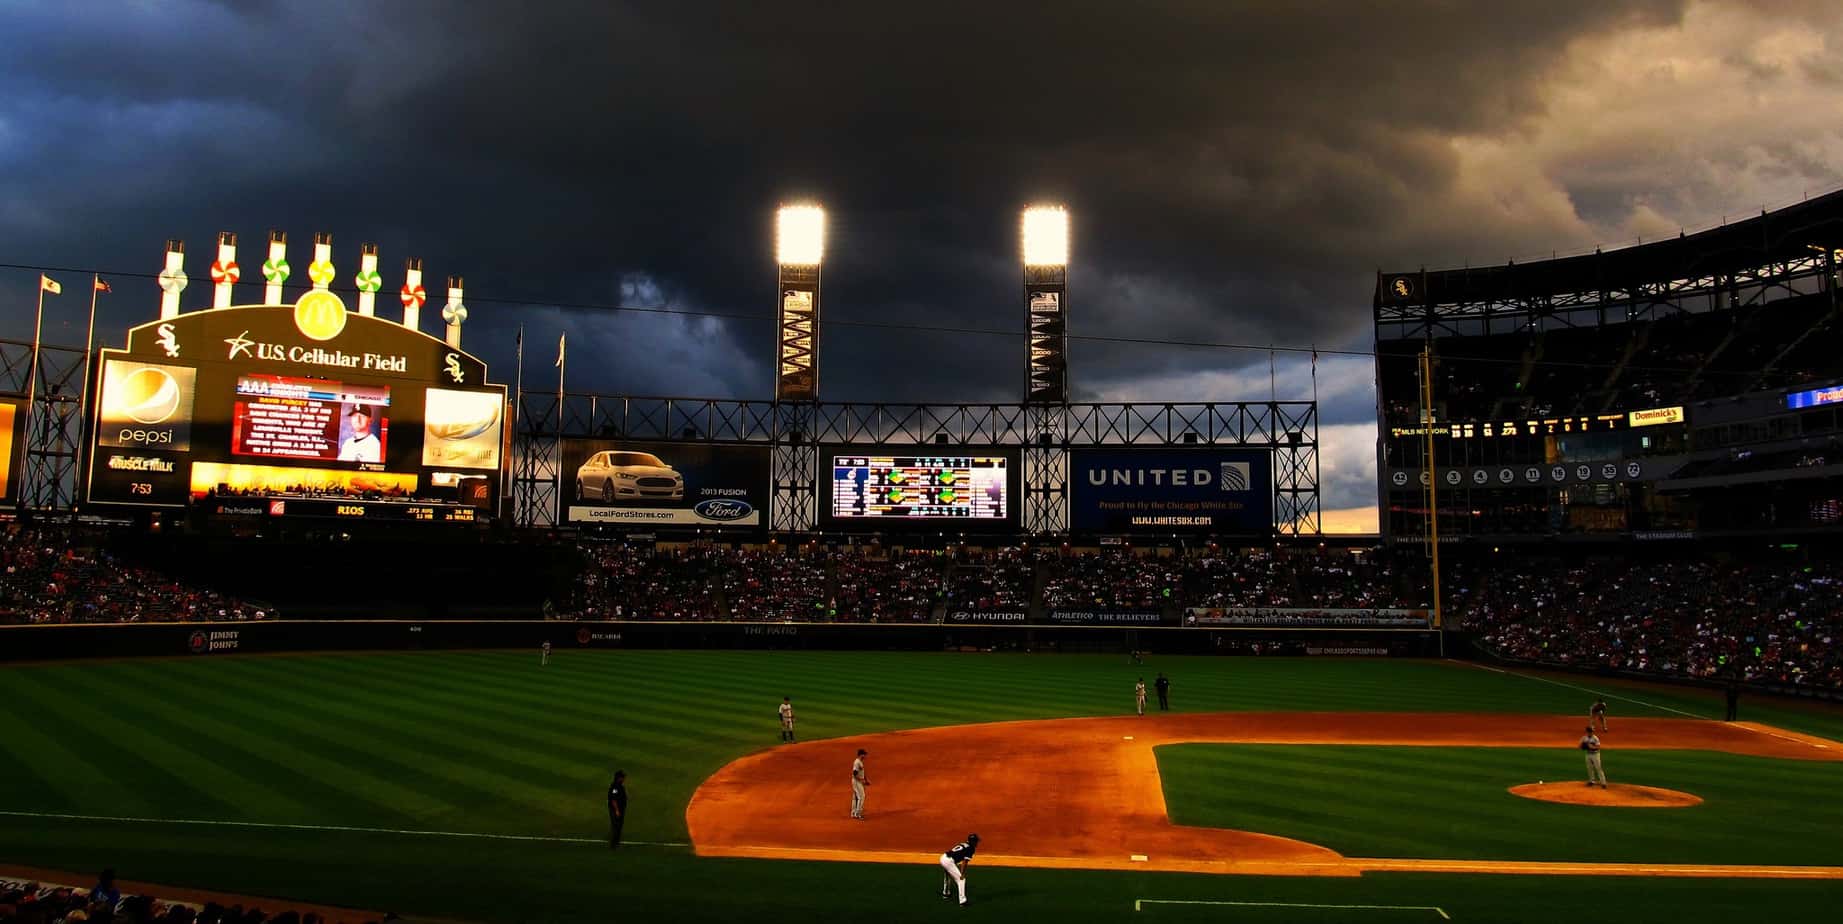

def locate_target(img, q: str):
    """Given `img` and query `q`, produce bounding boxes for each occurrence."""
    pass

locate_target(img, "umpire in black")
[608,770,628,849]
[1154,672,1171,711]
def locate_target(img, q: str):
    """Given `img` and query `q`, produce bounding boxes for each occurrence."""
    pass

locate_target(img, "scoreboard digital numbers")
[829,454,1009,520]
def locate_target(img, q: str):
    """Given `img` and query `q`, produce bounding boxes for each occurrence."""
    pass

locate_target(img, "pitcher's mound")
[1509,782,1703,808]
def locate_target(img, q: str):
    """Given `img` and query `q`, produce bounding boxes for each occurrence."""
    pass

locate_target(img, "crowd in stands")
[834,553,944,622]
[1454,556,1843,690]
[1042,549,1173,610]
[944,547,1037,613]
[1181,547,1425,609]
[0,871,388,924]
[0,527,268,625]
[3,516,1837,691]
[568,543,946,622]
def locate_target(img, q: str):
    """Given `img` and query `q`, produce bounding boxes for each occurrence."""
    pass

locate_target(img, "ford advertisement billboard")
[562,439,771,528]
[1069,448,1274,534]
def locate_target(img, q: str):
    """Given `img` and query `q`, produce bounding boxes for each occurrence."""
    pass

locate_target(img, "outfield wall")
[0,620,1440,662]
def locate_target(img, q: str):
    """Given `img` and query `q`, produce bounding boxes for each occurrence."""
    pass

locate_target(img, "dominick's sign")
[1627,406,1685,427]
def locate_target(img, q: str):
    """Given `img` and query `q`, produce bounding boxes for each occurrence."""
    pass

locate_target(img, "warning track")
[686,712,1843,879]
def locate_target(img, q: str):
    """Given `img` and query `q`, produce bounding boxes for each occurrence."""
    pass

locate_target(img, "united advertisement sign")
[1069,448,1274,534]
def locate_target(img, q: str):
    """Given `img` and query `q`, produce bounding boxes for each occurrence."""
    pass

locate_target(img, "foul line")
[1136,899,1448,918]
[1452,660,1704,719]
[0,810,690,849]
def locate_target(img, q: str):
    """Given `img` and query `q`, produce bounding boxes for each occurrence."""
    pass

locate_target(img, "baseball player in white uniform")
[938,834,979,905]
[1580,726,1607,787]
[540,641,551,666]
[779,696,796,742]
[1135,678,1147,716]
[850,748,869,819]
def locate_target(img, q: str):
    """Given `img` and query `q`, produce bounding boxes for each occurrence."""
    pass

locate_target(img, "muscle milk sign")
[1070,449,1273,533]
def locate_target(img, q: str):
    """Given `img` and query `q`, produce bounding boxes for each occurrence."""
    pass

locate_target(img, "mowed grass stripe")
[79,662,465,822]
[1158,744,1843,866]
[0,666,285,820]
[0,674,146,813]
[190,666,609,827]
[194,659,597,820]
[66,664,433,826]
[237,655,626,787]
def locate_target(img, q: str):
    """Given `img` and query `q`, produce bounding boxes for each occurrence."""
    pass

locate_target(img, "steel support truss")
[1377,252,1836,341]
[1,338,89,513]
[511,395,1320,535]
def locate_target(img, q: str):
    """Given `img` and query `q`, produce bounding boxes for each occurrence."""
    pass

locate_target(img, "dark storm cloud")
[5,0,1841,513]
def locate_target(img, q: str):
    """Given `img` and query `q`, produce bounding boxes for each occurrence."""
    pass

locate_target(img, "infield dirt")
[688,712,1843,879]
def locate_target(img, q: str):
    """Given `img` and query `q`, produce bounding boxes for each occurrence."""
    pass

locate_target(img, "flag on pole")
[556,332,566,368]
[39,275,61,295]
[94,278,111,293]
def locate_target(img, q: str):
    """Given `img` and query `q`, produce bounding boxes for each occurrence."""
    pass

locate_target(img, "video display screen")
[822,449,1017,526]
[86,305,506,517]
[231,374,391,463]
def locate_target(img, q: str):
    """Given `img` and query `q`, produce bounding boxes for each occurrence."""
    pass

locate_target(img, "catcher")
[938,833,980,905]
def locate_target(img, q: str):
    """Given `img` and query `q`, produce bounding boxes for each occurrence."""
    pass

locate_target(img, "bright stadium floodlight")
[777,204,827,266]
[1022,205,1069,267]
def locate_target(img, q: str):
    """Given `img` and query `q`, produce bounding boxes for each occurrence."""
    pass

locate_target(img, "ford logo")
[694,499,753,521]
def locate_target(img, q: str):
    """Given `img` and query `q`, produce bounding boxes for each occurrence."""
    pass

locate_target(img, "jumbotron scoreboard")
[826,452,1011,521]
[84,293,506,523]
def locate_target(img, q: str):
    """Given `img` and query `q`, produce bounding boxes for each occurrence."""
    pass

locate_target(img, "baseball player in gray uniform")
[850,748,869,819]
[1580,726,1606,787]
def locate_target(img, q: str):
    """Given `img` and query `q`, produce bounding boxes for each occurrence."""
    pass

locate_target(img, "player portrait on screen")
[338,405,383,463]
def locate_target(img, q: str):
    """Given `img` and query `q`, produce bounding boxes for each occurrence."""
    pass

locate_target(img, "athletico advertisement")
[1069,448,1273,534]
[562,439,771,528]
[1046,610,1174,626]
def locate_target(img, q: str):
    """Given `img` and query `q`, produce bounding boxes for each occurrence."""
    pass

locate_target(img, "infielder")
[779,696,796,742]
[1134,678,1147,716]
[1590,698,1607,732]
[938,833,979,905]
[850,748,870,819]
[1580,726,1606,788]
[541,641,551,667]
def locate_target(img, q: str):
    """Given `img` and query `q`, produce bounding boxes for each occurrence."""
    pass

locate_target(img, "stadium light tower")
[775,204,825,401]
[1022,205,1069,404]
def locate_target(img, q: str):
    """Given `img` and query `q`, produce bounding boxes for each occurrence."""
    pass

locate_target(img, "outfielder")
[541,641,551,666]
[1580,725,1606,787]
[1134,678,1147,716]
[851,748,870,819]
[779,696,796,742]
[938,833,979,905]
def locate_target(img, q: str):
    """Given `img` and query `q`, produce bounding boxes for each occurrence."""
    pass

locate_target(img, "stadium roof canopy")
[1375,188,1843,338]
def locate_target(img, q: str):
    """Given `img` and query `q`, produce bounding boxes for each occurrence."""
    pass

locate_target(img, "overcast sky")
[4,0,1841,527]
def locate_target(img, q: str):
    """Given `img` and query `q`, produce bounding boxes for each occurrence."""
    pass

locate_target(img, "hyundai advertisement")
[1069,448,1274,534]
[561,440,771,528]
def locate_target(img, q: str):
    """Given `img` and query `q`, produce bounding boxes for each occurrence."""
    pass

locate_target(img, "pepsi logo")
[119,367,182,423]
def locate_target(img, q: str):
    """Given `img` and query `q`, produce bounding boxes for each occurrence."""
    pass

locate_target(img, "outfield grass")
[2,650,1840,922]
[1157,745,1843,866]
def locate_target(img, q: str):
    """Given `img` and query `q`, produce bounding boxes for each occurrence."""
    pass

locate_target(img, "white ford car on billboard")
[575,450,685,502]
